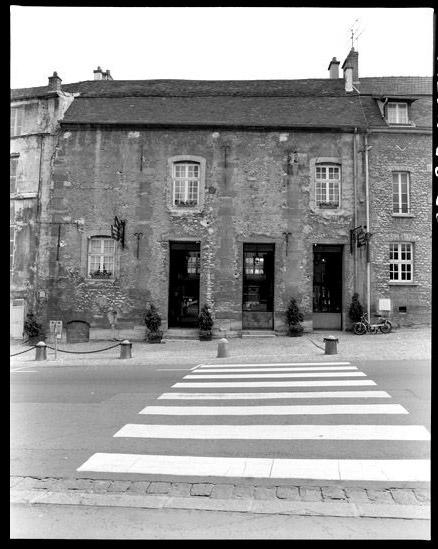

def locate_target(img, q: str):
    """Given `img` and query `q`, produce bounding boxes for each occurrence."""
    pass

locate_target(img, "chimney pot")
[328,57,340,79]
[93,66,103,80]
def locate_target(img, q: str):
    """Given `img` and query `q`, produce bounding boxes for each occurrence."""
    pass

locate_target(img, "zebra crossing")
[77,360,430,483]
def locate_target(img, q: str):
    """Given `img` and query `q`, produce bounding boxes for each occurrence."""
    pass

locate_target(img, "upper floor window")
[88,236,116,279]
[389,242,413,282]
[10,108,24,137]
[10,226,16,273]
[10,157,18,194]
[392,172,410,214]
[173,161,200,207]
[315,164,341,208]
[386,102,409,125]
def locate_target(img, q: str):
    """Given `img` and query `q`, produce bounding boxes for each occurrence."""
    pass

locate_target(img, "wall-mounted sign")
[111,216,126,248]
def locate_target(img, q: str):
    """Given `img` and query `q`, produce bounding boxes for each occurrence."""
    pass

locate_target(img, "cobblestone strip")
[10,477,430,506]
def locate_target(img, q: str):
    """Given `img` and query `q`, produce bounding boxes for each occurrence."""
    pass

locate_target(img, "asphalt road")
[10,357,430,488]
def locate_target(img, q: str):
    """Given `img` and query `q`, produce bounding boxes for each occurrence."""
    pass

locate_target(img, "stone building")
[10,52,432,340]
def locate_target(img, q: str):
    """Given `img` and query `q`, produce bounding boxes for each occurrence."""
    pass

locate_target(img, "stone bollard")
[35,341,47,361]
[323,335,338,355]
[217,338,229,358]
[119,340,132,359]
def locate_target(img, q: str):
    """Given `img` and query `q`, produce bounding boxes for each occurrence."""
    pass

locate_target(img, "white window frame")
[389,242,413,282]
[172,161,200,207]
[10,156,18,194]
[392,171,410,214]
[10,108,24,137]
[386,102,409,125]
[315,163,341,208]
[87,236,116,279]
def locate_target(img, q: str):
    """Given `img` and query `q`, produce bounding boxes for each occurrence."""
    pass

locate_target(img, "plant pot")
[287,325,303,337]
[147,332,163,344]
[199,330,212,341]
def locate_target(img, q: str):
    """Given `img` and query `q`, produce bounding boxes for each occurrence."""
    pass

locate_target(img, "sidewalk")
[10,326,432,367]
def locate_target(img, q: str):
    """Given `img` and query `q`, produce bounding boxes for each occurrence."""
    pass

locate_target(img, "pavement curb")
[10,488,430,520]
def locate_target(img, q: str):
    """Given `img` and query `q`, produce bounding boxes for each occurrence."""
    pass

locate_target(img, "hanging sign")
[111,216,126,248]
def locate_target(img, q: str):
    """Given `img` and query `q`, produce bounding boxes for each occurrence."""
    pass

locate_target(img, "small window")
[315,164,341,208]
[386,102,409,124]
[245,253,265,276]
[173,161,200,207]
[392,172,410,214]
[10,157,18,194]
[389,242,413,282]
[10,108,24,137]
[88,237,116,279]
[186,252,200,274]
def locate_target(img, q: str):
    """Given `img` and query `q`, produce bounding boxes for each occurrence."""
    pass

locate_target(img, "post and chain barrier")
[10,341,131,360]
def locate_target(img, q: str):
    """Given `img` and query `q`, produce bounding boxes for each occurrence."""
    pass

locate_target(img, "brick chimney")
[48,71,62,91]
[342,48,359,83]
[328,57,340,79]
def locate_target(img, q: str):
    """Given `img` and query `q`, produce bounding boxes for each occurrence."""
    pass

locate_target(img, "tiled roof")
[11,76,432,129]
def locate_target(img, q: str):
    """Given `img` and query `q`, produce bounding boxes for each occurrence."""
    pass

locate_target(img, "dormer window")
[386,102,409,125]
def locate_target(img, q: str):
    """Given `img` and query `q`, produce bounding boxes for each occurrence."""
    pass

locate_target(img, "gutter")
[364,130,371,321]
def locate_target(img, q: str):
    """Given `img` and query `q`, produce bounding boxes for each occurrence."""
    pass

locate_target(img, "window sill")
[168,207,203,216]
[388,281,418,287]
[392,213,415,218]
[86,277,117,284]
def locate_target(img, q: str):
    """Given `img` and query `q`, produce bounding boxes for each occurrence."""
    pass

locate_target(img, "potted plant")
[285,297,304,336]
[23,312,45,344]
[144,303,163,343]
[198,303,214,341]
[348,293,364,330]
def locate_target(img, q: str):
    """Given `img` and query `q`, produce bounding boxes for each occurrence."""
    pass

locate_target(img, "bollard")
[119,339,132,359]
[323,335,338,355]
[217,338,229,358]
[35,341,47,361]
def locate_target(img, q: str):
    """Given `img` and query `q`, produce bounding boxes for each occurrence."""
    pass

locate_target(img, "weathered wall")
[368,132,431,326]
[39,126,364,337]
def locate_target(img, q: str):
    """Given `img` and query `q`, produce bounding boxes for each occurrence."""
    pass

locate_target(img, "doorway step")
[164,328,200,341]
[240,330,277,338]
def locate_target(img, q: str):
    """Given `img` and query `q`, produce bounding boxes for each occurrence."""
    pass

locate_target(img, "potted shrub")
[198,303,214,341]
[24,312,45,344]
[285,297,304,336]
[144,303,163,343]
[348,293,364,330]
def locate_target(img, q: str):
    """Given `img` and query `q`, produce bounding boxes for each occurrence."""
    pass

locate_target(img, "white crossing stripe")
[173,380,377,388]
[198,362,352,368]
[77,453,430,482]
[184,372,366,379]
[114,424,430,440]
[139,404,408,415]
[158,390,392,400]
[194,366,358,373]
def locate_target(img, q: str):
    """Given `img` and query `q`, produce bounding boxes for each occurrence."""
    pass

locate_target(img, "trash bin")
[323,335,338,355]
[35,341,47,361]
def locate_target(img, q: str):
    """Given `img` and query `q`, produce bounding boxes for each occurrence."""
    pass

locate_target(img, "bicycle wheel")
[354,322,366,335]
[380,321,392,334]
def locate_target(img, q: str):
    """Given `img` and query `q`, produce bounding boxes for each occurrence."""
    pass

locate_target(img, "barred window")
[173,162,200,207]
[88,237,115,279]
[386,102,409,124]
[389,242,413,282]
[392,172,410,214]
[315,164,341,208]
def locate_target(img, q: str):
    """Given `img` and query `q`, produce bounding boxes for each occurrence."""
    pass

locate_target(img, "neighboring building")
[10,72,76,338]
[10,52,431,340]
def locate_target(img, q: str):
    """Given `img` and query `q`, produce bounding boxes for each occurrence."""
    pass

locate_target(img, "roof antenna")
[347,19,365,51]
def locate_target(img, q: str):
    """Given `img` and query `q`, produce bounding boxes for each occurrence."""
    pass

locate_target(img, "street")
[10,358,430,482]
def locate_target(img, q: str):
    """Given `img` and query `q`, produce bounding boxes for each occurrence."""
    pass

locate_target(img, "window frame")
[386,102,409,125]
[10,156,19,195]
[314,163,341,209]
[10,225,16,273]
[172,161,200,207]
[389,242,413,283]
[87,236,117,280]
[10,107,24,137]
[392,171,410,214]
[167,155,206,214]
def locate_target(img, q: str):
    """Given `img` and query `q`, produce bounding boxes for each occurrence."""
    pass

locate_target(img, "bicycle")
[353,312,392,335]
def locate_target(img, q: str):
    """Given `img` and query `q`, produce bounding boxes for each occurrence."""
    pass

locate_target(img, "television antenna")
[345,19,365,53]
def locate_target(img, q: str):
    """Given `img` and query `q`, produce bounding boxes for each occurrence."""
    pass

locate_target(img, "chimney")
[48,71,62,91]
[344,61,353,92]
[93,66,103,80]
[328,57,340,79]
[103,69,113,81]
[342,48,359,83]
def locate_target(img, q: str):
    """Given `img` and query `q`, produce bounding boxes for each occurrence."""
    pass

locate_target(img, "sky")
[10,6,435,89]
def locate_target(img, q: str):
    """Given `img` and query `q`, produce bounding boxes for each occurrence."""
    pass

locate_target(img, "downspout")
[353,128,358,293]
[364,130,371,321]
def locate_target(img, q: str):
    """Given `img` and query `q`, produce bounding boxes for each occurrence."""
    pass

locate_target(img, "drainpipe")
[364,131,371,321]
[353,128,358,293]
